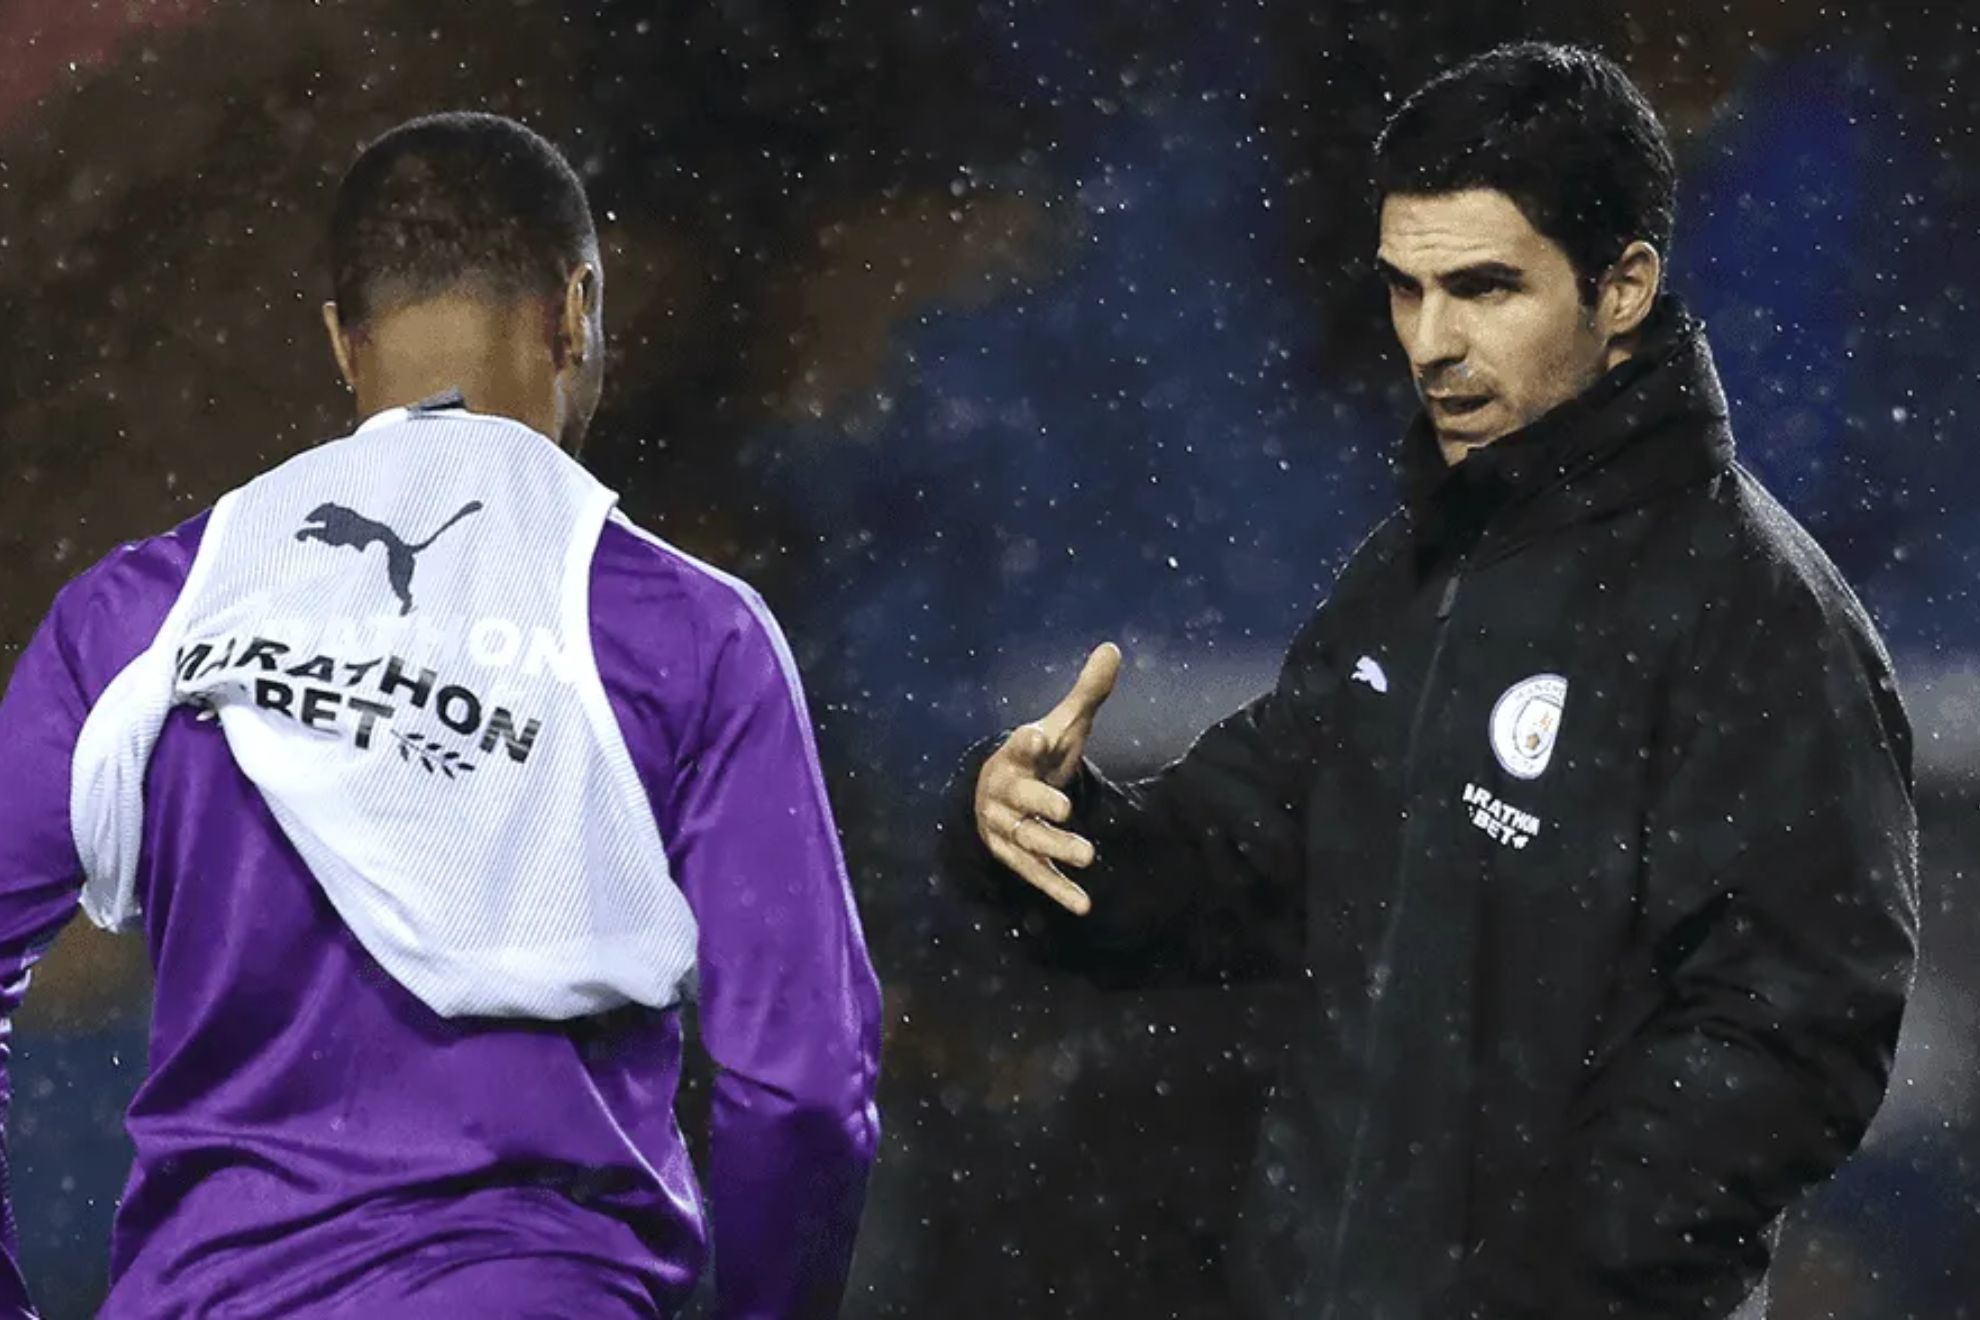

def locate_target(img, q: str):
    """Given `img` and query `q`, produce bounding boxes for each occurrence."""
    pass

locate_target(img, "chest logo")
[1350,655,1389,694]
[1489,673,1567,780]
[295,500,485,616]
[1462,782,1541,850]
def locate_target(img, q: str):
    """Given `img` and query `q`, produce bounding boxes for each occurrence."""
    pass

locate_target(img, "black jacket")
[947,302,1919,1318]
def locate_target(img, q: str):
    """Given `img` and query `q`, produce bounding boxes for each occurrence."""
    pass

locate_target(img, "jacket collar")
[354,388,470,435]
[1398,297,1736,562]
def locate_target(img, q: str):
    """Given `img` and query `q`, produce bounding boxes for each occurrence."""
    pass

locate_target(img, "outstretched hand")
[972,643,1122,915]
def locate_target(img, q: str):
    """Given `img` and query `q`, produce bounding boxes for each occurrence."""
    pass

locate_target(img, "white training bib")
[71,405,698,1020]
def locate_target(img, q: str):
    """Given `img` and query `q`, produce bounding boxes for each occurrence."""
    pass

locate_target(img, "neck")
[348,298,564,443]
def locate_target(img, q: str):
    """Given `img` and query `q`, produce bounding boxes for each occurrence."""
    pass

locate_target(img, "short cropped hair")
[1373,43,1677,300]
[330,111,596,327]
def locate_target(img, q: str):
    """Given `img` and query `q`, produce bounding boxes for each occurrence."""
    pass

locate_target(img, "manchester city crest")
[1489,673,1568,780]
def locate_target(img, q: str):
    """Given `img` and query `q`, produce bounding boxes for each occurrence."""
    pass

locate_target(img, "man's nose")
[1411,293,1467,378]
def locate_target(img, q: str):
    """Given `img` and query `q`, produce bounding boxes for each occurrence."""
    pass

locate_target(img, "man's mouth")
[1428,393,1492,418]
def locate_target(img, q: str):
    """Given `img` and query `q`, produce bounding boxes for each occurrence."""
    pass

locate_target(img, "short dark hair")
[1373,43,1676,300]
[330,111,596,327]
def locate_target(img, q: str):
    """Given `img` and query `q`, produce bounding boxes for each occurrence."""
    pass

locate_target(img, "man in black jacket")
[951,42,1918,1320]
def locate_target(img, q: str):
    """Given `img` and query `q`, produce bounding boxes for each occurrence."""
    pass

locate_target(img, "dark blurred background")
[3,1,1978,1316]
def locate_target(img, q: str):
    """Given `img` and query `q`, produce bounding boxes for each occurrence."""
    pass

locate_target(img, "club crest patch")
[1490,673,1567,780]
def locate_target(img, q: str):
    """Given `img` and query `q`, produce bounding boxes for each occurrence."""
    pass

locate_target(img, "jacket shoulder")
[596,513,780,638]
[591,513,799,716]
[37,511,210,701]
[1292,510,1409,642]
[1692,467,1890,659]
[1334,510,1411,596]
[1672,470,1905,772]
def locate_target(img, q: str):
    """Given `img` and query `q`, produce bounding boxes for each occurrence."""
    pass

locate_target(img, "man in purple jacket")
[0,111,881,1319]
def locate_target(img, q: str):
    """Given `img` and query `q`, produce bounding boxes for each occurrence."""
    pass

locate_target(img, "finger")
[978,733,1045,815]
[980,800,1086,863]
[978,797,1025,845]
[1039,643,1123,738]
[982,799,1029,843]
[987,836,1092,916]
[998,776,1074,825]
[1011,815,1097,869]
[997,723,1053,770]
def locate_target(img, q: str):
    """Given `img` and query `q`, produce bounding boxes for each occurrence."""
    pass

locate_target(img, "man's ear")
[322,301,358,392]
[1599,240,1662,341]
[560,262,599,368]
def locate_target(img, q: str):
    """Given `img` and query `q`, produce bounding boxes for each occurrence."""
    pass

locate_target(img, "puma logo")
[295,500,485,615]
[1350,655,1389,694]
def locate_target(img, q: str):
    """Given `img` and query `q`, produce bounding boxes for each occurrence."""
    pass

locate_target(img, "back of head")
[1373,43,1677,298]
[330,111,597,329]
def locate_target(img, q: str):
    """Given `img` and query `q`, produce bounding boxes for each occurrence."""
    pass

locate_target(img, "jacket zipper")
[1437,563,1464,622]
[1316,549,1468,1316]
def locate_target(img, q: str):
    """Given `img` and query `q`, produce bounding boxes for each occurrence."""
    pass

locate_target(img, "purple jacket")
[0,506,882,1318]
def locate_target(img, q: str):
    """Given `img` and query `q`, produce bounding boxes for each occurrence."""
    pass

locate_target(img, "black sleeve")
[939,609,1339,989]
[1453,575,1919,1319]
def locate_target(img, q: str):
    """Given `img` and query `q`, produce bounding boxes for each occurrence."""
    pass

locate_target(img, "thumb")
[1041,642,1122,738]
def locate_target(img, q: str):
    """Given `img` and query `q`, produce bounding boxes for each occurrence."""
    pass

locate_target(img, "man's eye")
[1450,279,1516,300]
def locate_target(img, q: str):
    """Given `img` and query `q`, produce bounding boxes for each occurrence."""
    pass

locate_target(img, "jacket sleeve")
[0,581,120,1320]
[941,608,1338,989]
[0,522,203,1320]
[669,588,882,1320]
[1456,572,1919,1319]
